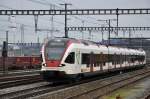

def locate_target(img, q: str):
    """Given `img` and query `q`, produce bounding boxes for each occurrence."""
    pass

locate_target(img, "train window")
[143,55,145,61]
[103,62,106,66]
[116,54,120,64]
[139,55,145,62]
[81,53,90,65]
[120,54,123,64]
[46,40,67,60]
[65,52,75,64]
[112,54,116,65]
[102,54,107,63]
[46,47,65,60]
[137,55,139,61]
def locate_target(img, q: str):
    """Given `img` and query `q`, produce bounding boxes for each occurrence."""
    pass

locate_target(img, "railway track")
[0,69,122,99]
[0,80,73,99]
[0,67,150,99]
[32,67,150,99]
[0,73,43,89]
[144,94,150,99]
[93,69,150,99]
[0,69,40,77]
[69,67,150,99]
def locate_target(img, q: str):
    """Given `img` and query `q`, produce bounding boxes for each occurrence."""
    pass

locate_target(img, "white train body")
[41,38,146,81]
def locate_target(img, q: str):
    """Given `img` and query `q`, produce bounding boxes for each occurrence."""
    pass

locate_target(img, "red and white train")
[40,37,146,81]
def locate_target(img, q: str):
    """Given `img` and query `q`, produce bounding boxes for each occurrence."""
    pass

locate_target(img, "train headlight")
[59,64,66,67]
[42,63,46,67]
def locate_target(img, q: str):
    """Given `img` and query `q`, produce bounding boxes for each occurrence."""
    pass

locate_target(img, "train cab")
[41,38,79,81]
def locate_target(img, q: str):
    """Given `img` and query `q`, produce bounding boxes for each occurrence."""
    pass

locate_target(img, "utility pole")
[97,20,106,42]
[106,19,117,45]
[60,3,72,38]
[37,36,40,48]
[108,19,111,45]
[5,31,8,72]
[34,15,38,33]
[116,8,119,36]
[101,24,105,42]
[50,4,55,38]
[101,30,104,41]
[2,41,8,74]
[47,31,49,39]
[89,30,91,40]
[51,15,54,37]
[82,20,84,39]
[20,24,24,56]
[97,19,116,44]
[107,20,110,69]
[123,30,126,38]
[129,29,131,48]
[141,34,143,49]
[6,31,8,43]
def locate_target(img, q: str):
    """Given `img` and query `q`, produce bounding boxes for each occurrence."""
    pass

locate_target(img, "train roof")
[44,37,145,54]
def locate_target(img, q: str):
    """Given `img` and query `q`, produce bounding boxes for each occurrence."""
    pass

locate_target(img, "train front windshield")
[46,40,67,60]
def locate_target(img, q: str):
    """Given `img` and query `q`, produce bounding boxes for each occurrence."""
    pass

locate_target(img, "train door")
[128,54,131,67]
[64,52,76,74]
[90,52,94,72]
[75,49,81,73]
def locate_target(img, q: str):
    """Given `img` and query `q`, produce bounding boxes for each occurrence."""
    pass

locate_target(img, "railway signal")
[2,41,8,57]
[2,41,8,73]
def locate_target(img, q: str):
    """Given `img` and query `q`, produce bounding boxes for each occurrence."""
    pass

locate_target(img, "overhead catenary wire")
[0,1,116,41]
[0,4,65,27]
[0,4,66,37]
[27,0,106,39]
[28,0,102,26]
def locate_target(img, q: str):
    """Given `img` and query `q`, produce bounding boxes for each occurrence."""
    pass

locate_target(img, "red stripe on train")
[46,60,60,67]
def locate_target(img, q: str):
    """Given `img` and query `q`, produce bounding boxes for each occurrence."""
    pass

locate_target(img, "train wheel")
[120,71,123,74]
[73,74,84,83]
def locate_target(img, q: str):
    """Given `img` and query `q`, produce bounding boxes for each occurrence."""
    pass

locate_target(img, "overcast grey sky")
[0,0,150,44]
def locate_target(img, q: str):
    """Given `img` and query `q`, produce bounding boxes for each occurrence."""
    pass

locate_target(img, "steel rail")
[32,67,150,99]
